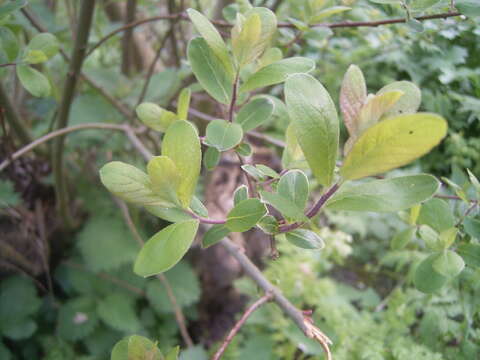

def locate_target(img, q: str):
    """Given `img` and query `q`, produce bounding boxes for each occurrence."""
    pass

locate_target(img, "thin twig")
[52,0,96,228]
[186,210,226,225]
[115,200,194,347]
[212,293,273,360]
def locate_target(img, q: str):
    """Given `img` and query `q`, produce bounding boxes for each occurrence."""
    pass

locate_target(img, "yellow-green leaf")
[177,88,191,120]
[377,81,421,117]
[136,102,178,132]
[147,156,181,207]
[162,121,201,208]
[356,90,404,134]
[340,64,367,137]
[285,73,339,187]
[340,113,447,180]
[232,12,262,66]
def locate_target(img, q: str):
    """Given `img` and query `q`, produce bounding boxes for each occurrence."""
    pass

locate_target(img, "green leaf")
[456,0,480,16]
[203,146,221,170]
[162,121,201,208]
[340,113,447,180]
[147,156,181,207]
[77,216,138,272]
[309,6,351,23]
[0,27,19,61]
[457,243,480,268]
[241,164,265,180]
[134,220,199,277]
[232,12,262,66]
[284,229,325,249]
[111,338,129,360]
[235,97,274,131]
[145,205,192,223]
[205,119,243,151]
[281,123,306,169]
[356,91,404,135]
[257,215,278,234]
[467,168,480,195]
[16,65,51,97]
[326,175,439,212]
[340,64,367,137]
[236,142,252,156]
[136,102,178,132]
[58,297,98,341]
[202,224,230,248]
[0,179,21,208]
[177,88,191,120]
[166,347,180,360]
[259,190,307,222]
[369,0,401,3]
[418,225,440,250]
[414,253,448,294]
[26,33,59,60]
[226,198,266,232]
[124,335,162,360]
[97,293,141,333]
[277,170,309,211]
[187,8,234,78]
[0,0,27,18]
[463,217,480,240]
[433,250,465,277]
[100,161,161,205]
[417,198,455,233]
[377,81,421,118]
[256,164,279,179]
[391,227,416,250]
[240,57,315,93]
[190,196,208,218]
[407,19,424,33]
[146,262,201,313]
[439,227,458,249]
[234,185,249,205]
[187,37,233,104]
[23,49,48,64]
[285,73,339,187]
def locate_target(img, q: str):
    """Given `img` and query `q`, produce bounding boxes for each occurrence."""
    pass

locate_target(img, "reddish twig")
[212,293,274,360]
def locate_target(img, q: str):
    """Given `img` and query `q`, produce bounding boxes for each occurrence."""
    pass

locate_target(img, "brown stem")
[212,293,273,360]
[51,0,96,228]
[121,0,137,76]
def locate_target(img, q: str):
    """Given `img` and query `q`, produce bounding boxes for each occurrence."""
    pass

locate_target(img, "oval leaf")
[340,113,447,180]
[162,121,201,208]
[26,33,59,60]
[414,253,448,294]
[147,156,181,207]
[202,224,230,248]
[240,57,315,93]
[432,250,465,278]
[340,64,367,137]
[327,174,439,212]
[203,146,221,170]
[285,73,339,187]
[136,102,178,132]
[134,220,199,277]
[226,198,266,232]
[235,97,274,131]
[377,81,421,118]
[187,37,233,104]
[16,65,51,97]
[284,229,325,250]
[277,170,309,211]
[391,227,416,250]
[259,190,307,222]
[205,119,243,151]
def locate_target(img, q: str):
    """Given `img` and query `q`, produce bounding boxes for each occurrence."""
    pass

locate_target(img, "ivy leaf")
[377,81,421,118]
[277,170,309,211]
[226,198,266,232]
[202,225,230,248]
[134,220,199,277]
[283,229,325,250]
[340,113,447,180]
[147,156,181,207]
[162,121,201,208]
[187,37,233,104]
[100,161,161,205]
[259,190,307,222]
[205,120,243,151]
[57,297,98,341]
[391,227,416,250]
[340,64,367,137]
[239,57,315,93]
[432,250,465,278]
[235,97,274,131]
[25,33,59,60]
[414,253,448,294]
[136,102,178,132]
[285,73,339,187]
[326,175,439,212]
[187,8,234,78]
[16,65,51,97]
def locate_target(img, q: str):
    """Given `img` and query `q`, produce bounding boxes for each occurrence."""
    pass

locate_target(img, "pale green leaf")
[281,123,306,169]
[340,113,447,180]
[257,215,278,234]
[285,73,339,186]
[162,121,201,208]
[226,198,266,232]
[433,250,465,277]
[26,33,59,60]
[144,205,191,223]
[340,64,367,137]
[127,335,163,360]
[326,174,439,212]
[456,0,480,16]
[187,8,234,78]
[134,220,199,277]
[188,37,233,104]
[377,81,421,118]
[256,164,279,179]
[418,225,440,250]
[147,156,181,207]
[417,198,455,233]
[284,229,325,249]
[240,57,315,93]
[259,190,307,222]
[235,97,274,131]
[457,243,480,268]
[205,120,243,151]
[0,0,27,18]
[232,12,262,66]
[203,146,221,170]
[234,185,249,205]
[202,225,230,248]
[23,49,48,64]
[277,170,309,211]
[16,65,51,97]
[439,227,458,249]
[236,142,252,156]
[190,196,208,218]
[177,88,191,120]
[136,102,178,132]
[391,227,416,250]
[414,253,448,293]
